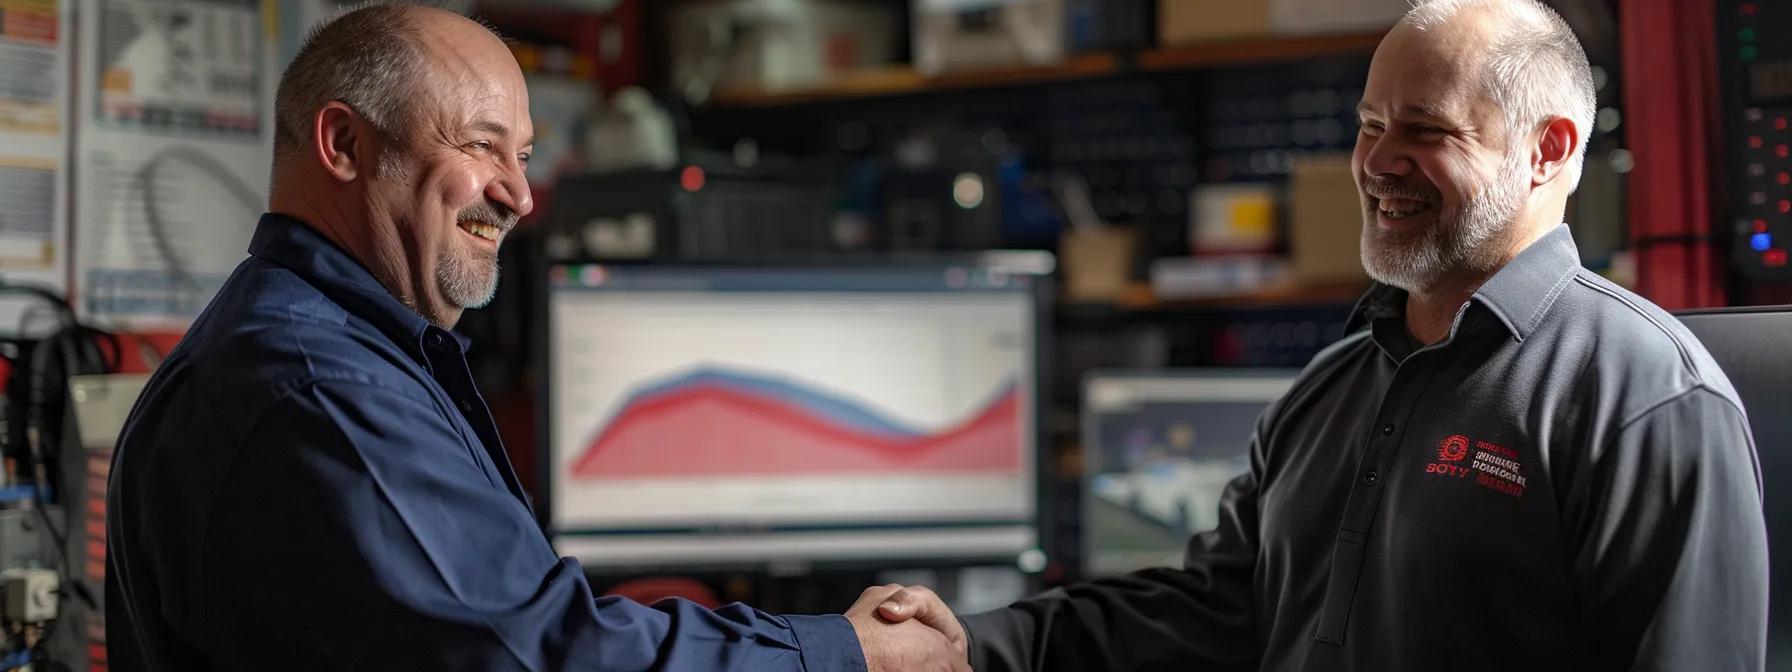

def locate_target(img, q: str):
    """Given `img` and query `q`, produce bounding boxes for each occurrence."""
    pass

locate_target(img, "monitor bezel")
[535,254,1055,575]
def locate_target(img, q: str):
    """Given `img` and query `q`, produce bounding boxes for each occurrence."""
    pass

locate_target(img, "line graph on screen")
[570,366,1022,478]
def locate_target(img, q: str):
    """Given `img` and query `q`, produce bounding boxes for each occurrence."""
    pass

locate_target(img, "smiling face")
[1352,21,1532,294]
[362,12,534,327]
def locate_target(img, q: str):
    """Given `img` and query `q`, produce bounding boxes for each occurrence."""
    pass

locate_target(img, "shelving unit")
[1136,32,1387,71]
[711,53,1121,106]
[709,31,1387,108]
[1044,284,1370,324]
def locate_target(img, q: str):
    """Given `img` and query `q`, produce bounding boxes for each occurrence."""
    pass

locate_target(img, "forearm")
[964,568,1255,672]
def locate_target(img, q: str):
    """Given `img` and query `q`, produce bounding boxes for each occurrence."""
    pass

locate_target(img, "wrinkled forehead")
[411,21,533,137]
[1361,22,1495,127]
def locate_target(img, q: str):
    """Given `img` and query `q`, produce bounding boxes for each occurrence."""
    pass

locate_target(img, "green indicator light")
[1743,44,1758,61]
[1741,27,1756,42]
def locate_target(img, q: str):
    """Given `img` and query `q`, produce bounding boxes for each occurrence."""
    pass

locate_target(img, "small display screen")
[1751,62,1792,102]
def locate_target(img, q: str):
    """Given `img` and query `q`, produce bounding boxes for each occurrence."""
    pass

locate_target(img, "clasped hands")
[845,583,970,672]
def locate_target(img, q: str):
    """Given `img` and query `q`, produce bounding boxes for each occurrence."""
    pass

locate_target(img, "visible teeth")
[459,220,500,241]
[1377,199,1429,219]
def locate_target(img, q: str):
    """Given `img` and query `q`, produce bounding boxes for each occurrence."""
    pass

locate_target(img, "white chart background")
[549,290,1037,529]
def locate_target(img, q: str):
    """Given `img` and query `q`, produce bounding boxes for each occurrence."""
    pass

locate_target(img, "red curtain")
[1620,0,1726,309]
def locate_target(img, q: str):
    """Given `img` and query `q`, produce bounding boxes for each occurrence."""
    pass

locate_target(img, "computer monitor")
[544,257,1050,569]
[1674,306,1792,665]
[1080,369,1297,577]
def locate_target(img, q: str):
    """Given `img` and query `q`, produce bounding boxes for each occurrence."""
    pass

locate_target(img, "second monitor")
[1082,370,1298,577]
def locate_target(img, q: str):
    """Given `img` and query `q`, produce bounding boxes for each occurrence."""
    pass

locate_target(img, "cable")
[135,146,264,309]
[0,284,75,337]
[0,282,113,618]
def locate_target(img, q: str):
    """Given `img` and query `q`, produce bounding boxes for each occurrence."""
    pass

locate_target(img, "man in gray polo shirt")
[873,0,1769,669]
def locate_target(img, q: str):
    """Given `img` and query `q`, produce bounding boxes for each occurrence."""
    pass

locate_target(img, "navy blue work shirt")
[106,214,866,671]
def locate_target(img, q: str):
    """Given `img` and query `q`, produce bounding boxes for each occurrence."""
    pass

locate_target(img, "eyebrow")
[468,119,535,147]
[1357,101,1454,122]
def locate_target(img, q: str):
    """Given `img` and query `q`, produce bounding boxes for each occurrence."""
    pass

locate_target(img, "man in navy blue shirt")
[105,5,966,671]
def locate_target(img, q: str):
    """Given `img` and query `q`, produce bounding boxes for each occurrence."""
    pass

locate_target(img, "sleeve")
[1562,386,1769,671]
[961,408,1269,672]
[199,381,866,672]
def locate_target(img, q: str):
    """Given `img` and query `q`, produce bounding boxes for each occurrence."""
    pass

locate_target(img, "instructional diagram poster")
[0,0,70,329]
[94,0,262,136]
[0,0,62,134]
[74,0,276,329]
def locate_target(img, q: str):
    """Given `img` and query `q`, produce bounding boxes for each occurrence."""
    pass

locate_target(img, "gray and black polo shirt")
[966,224,1769,671]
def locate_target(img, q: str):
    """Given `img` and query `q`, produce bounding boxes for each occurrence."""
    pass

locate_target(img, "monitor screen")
[1674,307,1792,666]
[1081,370,1297,577]
[545,259,1047,568]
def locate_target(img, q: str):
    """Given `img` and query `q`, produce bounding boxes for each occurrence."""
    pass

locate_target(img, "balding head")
[268,2,533,328]
[1401,0,1597,185]
[275,4,426,179]
[1351,0,1593,295]
[272,5,516,178]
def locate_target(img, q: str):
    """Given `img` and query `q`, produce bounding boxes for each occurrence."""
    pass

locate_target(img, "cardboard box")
[1060,226,1138,302]
[1287,153,1368,284]
[1190,183,1278,254]
[914,0,1065,76]
[1158,0,1272,45]
[669,0,898,94]
[1269,0,1406,35]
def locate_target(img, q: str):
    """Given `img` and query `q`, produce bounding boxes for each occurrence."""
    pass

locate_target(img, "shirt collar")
[1466,223,1582,342]
[247,213,470,353]
[1346,223,1583,342]
[1344,282,1407,334]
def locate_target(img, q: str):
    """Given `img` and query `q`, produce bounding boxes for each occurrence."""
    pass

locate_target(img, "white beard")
[1360,149,1530,292]
[437,241,500,309]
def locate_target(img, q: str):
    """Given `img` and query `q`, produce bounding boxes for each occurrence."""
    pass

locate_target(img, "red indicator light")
[1758,219,1772,233]
[679,165,706,192]
[1765,249,1789,268]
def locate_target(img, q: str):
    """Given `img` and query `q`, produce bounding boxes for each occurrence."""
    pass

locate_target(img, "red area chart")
[570,369,1022,478]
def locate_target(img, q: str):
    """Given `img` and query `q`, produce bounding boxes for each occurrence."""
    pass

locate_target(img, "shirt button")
[427,332,446,348]
[1363,470,1379,485]
[1381,423,1395,436]
[457,399,473,413]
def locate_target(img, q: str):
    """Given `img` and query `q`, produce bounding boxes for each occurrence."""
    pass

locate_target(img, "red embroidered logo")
[1421,435,1527,499]
[1438,435,1470,462]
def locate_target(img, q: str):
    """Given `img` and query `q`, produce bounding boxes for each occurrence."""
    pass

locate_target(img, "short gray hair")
[1405,0,1598,189]
[271,3,433,180]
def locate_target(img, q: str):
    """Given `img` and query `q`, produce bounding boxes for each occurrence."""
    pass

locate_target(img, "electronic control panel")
[1720,1,1792,279]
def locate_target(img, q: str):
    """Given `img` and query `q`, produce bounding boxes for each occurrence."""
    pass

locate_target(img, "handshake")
[844,583,972,672]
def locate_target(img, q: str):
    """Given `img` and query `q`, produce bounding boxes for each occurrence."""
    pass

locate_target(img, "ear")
[312,101,365,183]
[1531,115,1580,187]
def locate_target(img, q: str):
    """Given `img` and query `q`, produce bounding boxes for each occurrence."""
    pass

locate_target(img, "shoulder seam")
[270,372,432,407]
[1569,274,1703,383]
[1614,384,1746,434]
